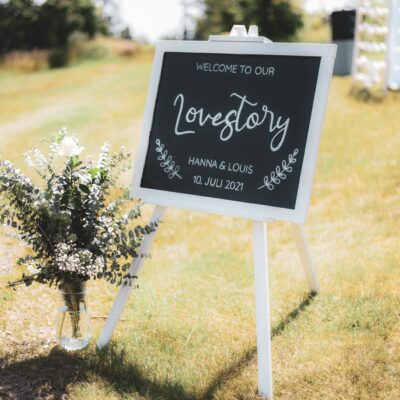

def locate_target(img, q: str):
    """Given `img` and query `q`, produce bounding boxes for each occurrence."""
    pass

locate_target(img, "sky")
[119,0,188,42]
[119,0,354,43]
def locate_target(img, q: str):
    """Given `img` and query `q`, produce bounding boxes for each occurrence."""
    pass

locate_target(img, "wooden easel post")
[253,221,273,399]
[291,224,319,293]
[97,205,166,349]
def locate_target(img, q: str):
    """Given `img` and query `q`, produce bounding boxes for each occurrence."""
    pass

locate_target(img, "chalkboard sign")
[132,41,336,223]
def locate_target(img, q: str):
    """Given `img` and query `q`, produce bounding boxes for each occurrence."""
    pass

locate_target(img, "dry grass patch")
[0,56,399,399]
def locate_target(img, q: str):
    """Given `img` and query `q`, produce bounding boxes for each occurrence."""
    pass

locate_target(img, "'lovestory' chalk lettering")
[173,92,291,152]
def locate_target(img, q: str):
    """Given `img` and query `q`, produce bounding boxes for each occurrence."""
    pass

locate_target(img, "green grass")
[0,49,400,400]
[297,14,330,43]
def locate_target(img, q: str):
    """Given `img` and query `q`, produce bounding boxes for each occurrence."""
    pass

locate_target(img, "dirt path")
[0,95,82,140]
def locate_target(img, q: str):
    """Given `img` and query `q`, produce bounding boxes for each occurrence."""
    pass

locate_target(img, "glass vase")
[56,280,91,351]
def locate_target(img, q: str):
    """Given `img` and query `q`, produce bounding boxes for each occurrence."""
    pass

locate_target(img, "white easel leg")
[97,205,166,349]
[291,223,319,293]
[253,221,273,400]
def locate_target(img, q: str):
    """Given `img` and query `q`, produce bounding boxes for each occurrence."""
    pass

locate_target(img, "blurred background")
[0,0,356,70]
[1,1,399,400]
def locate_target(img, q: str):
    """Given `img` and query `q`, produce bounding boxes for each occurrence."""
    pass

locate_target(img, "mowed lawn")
[0,53,399,400]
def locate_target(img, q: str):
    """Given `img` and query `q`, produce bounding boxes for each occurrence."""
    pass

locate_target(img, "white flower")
[27,261,39,274]
[58,136,84,157]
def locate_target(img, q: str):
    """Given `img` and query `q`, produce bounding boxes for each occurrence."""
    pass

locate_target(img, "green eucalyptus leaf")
[2,131,158,290]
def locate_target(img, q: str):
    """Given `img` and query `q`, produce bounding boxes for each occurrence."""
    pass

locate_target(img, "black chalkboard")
[140,51,321,211]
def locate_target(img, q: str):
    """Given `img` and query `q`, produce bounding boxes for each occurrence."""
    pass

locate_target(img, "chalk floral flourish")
[258,149,299,190]
[155,138,182,180]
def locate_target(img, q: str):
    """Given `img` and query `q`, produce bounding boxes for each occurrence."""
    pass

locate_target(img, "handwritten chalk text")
[173,92,290,152]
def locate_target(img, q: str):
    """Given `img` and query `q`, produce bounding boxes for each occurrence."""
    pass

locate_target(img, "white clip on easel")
[97,26,320,400]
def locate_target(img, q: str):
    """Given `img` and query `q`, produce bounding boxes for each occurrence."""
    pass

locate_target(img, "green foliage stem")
[1,130,158,290]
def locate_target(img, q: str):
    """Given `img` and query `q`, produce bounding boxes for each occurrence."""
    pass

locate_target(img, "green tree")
[0,0,39,54]
[0,0,110,55]
[195,0,303,41]
[38,0,101,48]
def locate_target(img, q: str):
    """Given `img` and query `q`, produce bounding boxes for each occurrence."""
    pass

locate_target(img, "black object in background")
[330,9,356,76]
[331,10,356,41]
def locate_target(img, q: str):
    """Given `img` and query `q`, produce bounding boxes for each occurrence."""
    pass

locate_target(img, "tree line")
[194,0,303,41]
[0,0,109,56]
[0,0,303,57]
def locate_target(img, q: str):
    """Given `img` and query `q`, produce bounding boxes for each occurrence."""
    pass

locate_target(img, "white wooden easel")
[97,27,320,400]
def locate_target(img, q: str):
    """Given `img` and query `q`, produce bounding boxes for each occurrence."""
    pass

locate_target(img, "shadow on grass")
[0,292,316,400]
[0,344,194,400]
[202,291,317,400]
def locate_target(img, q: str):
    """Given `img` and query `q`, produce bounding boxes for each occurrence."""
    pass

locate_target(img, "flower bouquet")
[0,129,158,350]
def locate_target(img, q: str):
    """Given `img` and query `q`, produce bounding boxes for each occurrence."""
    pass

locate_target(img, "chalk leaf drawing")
[258,149,299,190]
[155,138,182,180]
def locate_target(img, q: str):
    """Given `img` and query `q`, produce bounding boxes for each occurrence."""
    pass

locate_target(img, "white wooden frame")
[131,40,336,224]
[98,30,335,400]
